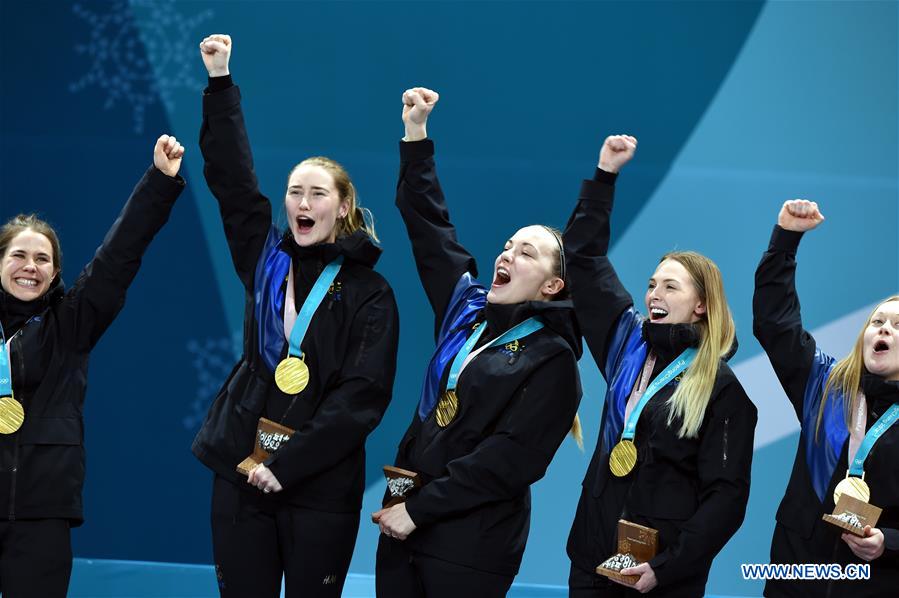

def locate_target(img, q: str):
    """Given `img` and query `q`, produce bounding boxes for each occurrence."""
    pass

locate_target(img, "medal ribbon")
[0,323,11,398]
[620,347,697,441]
[285,256,343,358]
[848,403,899,477]
[445,317,544,393]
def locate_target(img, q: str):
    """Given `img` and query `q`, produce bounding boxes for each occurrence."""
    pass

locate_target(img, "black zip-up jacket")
[753,226,899,597]
[190,79,400,513]
[0,166,184,525]
[564,171,757,596]
[388,139,583,576]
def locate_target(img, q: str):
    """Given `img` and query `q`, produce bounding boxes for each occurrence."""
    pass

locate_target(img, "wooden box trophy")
[822,493,883,537]
[383,465,421,508]
[237,418,295,476]
[595,520,659,585]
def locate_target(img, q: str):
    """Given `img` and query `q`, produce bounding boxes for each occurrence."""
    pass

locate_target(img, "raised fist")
[778,199,825,233]
[598,135,637,173]
[199,34,232,77]
[402,87,439,142]
[154,134,185,178]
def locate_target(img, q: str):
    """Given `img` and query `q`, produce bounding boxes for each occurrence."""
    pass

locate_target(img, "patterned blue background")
[1,1,896,595]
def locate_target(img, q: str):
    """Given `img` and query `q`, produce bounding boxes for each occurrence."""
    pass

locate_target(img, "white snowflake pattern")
[183,332,241,430]
[70,0,212,133]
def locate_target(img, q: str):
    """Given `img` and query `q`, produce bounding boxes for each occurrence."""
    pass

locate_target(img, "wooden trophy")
[595,520,659,585]
[822,494,883,537]
[236,418,295,476]
[371,466,422,523]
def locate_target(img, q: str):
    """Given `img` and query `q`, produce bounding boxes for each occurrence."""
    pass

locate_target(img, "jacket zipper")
[7,330,24,521]
[722,417,729,468]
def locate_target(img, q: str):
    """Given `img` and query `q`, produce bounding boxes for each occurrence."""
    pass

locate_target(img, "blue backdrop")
[1,1,896,595]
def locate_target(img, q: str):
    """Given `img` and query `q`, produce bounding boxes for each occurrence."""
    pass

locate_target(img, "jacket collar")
[483,299,582,359]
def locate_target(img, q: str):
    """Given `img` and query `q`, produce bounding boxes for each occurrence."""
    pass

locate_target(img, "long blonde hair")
[815,295,899,440]
[288,157,378,241]
[661,251,736,439]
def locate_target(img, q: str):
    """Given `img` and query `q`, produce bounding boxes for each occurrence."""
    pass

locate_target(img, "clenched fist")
[598,134,637,174]
[402,87,439,142]
[154,134,185,177]
[778,199,825,233]
[199,34,232,77]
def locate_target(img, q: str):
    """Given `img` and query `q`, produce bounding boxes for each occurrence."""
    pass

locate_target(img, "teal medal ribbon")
[274,256,343,395]
[834,402,899,504]
[609,347,697,476]
[434,317,545,427]
[0,322,24,434]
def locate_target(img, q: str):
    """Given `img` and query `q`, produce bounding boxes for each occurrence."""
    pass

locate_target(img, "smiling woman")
[189,34,399,598]
[371,87,582,598]
[0,218,61,302]
[0,135,185,598]
[562,135,757,597]
[753,200,899,596]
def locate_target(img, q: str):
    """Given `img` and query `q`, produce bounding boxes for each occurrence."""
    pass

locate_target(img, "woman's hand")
[598,134,637,173]
[199,34,232,78]
[842,526,885,561]
[616,562,658,593]
[247,463,283,494]
[153,134,185,177]
[371,502,417,540]
[778,199,825,232]
[402,87,439,142]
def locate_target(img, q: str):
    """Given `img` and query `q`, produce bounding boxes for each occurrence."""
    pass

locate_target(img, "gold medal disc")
[275,356,310,395]
[0,396,24,434]
[609,439,638,477]
[833,474,871,505]
[435,390,458,427]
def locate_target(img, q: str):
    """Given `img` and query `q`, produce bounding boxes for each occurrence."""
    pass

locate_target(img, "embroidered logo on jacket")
[328,281,343,302]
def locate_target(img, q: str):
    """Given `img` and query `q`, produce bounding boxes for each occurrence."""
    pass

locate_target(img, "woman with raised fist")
[0,135,186,598]
[564,135,757,596]
[371,87,582,597]
[753,199,899,597]
[192,34,400,598]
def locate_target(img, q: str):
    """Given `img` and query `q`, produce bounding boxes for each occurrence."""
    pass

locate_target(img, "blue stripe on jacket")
[417,272,486,421]
[802,349,848,502]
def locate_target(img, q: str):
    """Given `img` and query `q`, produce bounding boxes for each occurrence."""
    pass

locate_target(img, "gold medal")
[609,439,637,477]
[0,396,24,434]
[833,472,871,505]
[275,355,310,395]
[435,390,458,427]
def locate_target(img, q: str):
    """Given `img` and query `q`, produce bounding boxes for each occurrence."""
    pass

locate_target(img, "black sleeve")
[58,166,184,351]
[879,527,899,564]
[395,139,478,334]
[403,350,580,526]
[264,284,400,488]
[562,169,634,376]
[752,225,817,418]
[649,381,758,587]
[200,79,273,290]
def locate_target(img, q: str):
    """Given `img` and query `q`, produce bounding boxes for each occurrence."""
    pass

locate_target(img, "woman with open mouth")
[0,135,185,597]
[371,87,582,597]
[753,200,899,597]
[564,135,758,596]
[191,35,400,598]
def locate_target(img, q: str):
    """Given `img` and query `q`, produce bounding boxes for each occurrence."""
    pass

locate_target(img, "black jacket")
[387,139,583,576]
[753,226,899,597]
[190,79,400,513]
[0,166,184,525]
[564,171,757,597]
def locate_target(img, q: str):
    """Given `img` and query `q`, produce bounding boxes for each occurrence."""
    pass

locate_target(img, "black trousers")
[0,519,72,598]
[211,475,360,598]
[375,534,514,598]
